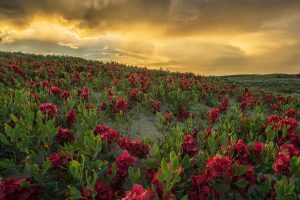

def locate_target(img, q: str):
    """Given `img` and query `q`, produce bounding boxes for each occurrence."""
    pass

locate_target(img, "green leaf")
[234,165,248,176]
[68,186,82,200]
[0,133,10,145]
[235,178,249,188]
[0,159,15,169]
[42,160,51,176]
[161,158,170,180]
[180,196,188,200]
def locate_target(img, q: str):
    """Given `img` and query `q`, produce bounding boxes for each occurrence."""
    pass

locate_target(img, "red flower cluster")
[151,101,161,113]
[267,115,298,132]
[11,64,26,77]
[129,88,139,99]
[122,184,154,200]
[94,181,116,200]
[115,151,136,184]
[0,177,43,200]
[55,126,74,144]
[48,152,70,168]
[234,139,250,164]
[77,87,89,100]
[188,172,214,200]
[253,142,265,155]
[66,109,76,125]
[177,106,190,122]
[272,152,291,175]
[218,98,229,112]
[39,103,58,118]
[233,165,256,194]
[94,124,119,144]
[209,108,219,125]
[206,155,233,178]
[117,137,150,158]
[284,109,298,118]
[114,98,128,113]
[49,86,71,99]
[165,112,173,123]
[182,134,198,157]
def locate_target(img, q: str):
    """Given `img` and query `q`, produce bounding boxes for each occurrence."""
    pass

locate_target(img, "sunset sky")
[0,0,300,75]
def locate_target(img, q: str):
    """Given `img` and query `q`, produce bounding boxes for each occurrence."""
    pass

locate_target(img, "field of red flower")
[0,51,300,200]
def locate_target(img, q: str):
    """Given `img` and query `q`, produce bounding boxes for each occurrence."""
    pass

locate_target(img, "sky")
[0,0,300,75]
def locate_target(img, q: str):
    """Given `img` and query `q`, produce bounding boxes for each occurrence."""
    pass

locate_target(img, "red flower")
[66,109,76,125]
[206,155,233,178]
[146,168,155,183]
[50,86,62,96]
[115,151,136,184]
[272,152,291,175]
[122,184,154,200]
[94,181,116,200]
[39,103,58,118]
[0,177,43,200]
[77,87,89,100]
[165,112,173,123]
[234,139,250,164]
[48,152,70,168]
[188,172,213,200]
[284,109,298,118]
[114,98,128,113]
[94,124,119,144]
[55,126,74,144]
[80,186,92,200]
[117,137,150,158]
[209,108,219,125]
[253,142,264,155]
[129,88,139,98]
[182,134,198,157]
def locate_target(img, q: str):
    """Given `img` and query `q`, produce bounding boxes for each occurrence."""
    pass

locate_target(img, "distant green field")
[222,74,300,95]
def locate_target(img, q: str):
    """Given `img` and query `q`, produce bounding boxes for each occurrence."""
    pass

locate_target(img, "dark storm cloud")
[1,0,300,35]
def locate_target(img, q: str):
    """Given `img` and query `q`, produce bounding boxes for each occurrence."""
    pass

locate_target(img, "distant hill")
[222,74,300,95]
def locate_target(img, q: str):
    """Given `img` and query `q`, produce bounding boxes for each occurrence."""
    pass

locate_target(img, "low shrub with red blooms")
[48,152,70,168]
[117,137,150,158]
[55,126,74,144]
[165,112,173,123]
[129,88,139,99]
[280,144,300,157]
[122,184,154,200]
[182,134,198,157]
[11,64,26,77]
[233,165,256,194]
[146,168,155,183]
[284,109,298,118]
[39,103,58,118]
[234,139,250,164]
[94,124,119,144]
[177,106,190,122]
[218,98,229,112]
[50,85,62,96]
[188,171,216,200]
[206,155,233,178]
[114,151,136,184]
[151,101,161,113]
[253,141,265,155]
[114,98,128,113]
[272,151,291,175]
[151,163,183,200]
[80,186,92,200]
[77,87,89,100]
[209,108,219,125]
[0,177,43,200]
[66,109,76,125]
[94,181,116,200]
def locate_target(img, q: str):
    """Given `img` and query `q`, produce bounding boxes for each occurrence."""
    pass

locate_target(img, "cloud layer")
[1,0,300,75]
